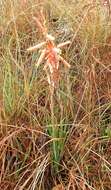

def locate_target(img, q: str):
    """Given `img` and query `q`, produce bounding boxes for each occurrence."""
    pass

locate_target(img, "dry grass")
[0,0,111,189]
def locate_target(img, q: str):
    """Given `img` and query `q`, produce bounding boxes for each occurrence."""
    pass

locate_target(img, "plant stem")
[50,85,58,170]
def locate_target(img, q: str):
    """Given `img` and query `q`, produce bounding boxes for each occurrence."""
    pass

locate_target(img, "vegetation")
[0,0,111,189]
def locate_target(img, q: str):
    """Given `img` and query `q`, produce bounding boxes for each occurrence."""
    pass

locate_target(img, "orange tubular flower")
[27,11,71,87]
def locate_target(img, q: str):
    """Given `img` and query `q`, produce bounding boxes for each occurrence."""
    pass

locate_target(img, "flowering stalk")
[27,10,71,171]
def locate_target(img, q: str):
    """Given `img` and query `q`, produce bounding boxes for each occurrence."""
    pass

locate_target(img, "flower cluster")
[27,11,71,87]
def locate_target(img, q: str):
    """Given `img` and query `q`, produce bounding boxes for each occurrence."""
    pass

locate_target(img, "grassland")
[0,0,111,189]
